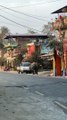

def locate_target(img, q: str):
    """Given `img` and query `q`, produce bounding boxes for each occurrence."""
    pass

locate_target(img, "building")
[52,5,67,76]
[5,34,48,60]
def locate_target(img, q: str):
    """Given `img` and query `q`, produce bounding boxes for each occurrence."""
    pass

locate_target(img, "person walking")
[30,62,38,74]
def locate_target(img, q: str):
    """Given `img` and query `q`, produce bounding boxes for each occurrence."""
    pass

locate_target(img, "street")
[0,72,67,120]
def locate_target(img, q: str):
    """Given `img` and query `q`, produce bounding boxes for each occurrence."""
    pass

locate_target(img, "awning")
[5,34,49,39]
[52,5,67,14]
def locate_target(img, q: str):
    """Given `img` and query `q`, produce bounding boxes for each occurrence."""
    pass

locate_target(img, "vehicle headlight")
[20,66,23,71]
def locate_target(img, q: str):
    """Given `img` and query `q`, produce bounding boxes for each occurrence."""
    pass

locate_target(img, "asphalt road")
[0,72,67,120]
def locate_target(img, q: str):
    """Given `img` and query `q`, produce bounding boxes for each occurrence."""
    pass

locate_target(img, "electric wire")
[0,14,42,33]
[0,5,49,21]
[11,0,61,8]
[0,0,63,33]
[0,8,48,23]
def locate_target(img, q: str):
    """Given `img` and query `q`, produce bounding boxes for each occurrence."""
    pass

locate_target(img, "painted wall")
[27,43,35,56]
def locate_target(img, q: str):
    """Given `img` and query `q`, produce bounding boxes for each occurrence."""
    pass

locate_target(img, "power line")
[0,9,35,23]
[11,0,61,8]
[0,5,48,22]
[0,21,31,32]
[0,20,23,27]
[0,8,48,23]
[0,14,42,33]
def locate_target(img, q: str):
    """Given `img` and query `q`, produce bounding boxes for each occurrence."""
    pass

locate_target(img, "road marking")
[35,91,44,96]
[54,101,67,110]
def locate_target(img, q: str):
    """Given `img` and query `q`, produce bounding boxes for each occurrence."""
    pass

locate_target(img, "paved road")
[0,72,67,120]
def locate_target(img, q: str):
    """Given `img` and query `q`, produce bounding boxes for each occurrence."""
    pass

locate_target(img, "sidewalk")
[0,68,67,78]
[8,70,53,76]
[0,66,53,76]
[0,67,17,74]
[38,70,67,78]
[38,70,53,76]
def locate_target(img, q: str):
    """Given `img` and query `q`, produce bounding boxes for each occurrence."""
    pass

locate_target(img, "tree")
[42,22,64,57]
[0,26,10,50]
[0,42,4,49]
[0,57,6,66]
[28,29,37,34]
[42,22,52,35]
[28,51,43,68]
[14,53,23,66]
[0,26,9,40]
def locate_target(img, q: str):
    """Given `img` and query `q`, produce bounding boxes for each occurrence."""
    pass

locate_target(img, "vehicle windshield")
[21,62,30,66]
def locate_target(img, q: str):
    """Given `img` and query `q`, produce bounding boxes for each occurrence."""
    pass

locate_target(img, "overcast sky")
[0,0,67,34]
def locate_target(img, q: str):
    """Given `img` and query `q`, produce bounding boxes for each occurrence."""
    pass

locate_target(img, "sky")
[0,0,67,34]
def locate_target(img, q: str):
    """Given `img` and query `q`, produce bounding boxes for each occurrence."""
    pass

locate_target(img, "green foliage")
[28,29,37,34]
[14,54,23,66]
[0,26,10,50]
[47,33,64,56]
[29,52,39,62]
[0,57,6,66]
[0,26,9,40]
[47,35,56,49]
[0,42,4,49]
[28,51,43,65]
[42,22,52,35]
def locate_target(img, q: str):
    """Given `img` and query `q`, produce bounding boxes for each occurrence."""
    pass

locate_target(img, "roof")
[5,34,49,39]
[52,5,67,14]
